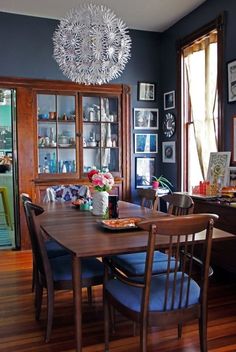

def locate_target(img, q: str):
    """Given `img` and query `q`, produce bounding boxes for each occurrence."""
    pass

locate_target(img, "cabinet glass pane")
[37,94,76,175]
[58,149,76,173]
[37,94,56,119]
[58,122,76,147]
[82,96,119,174]
[83,149,101,172]
[83,123,100,147]
[101,148,119,172]
[83,97,100,121]
[101,97,118,122]
[57,95,76,121]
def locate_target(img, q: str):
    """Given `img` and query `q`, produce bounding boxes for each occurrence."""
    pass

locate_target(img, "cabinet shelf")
[83,120,118,124]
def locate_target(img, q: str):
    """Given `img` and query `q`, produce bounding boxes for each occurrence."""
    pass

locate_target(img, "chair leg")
[178,323,182,339]
[140,320,148,352]
[104,293,110,352]
[45,288,54,343]
[109,305,116,335]
[199,305,208,352]
[87,286,92,305]
[35,283,43,321]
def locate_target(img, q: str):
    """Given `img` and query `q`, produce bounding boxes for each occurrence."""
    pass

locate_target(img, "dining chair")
[106,193,194,277]
[24,200,104,342]
[104,213,218,352]
[20,193,69,292]
[137,188,158,210]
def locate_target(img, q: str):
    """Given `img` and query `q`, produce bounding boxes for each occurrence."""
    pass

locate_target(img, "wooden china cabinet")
[0,77,131,249]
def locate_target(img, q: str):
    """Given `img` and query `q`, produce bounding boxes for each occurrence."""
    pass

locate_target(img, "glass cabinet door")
[82,96,119,173]
[37,93,76,174]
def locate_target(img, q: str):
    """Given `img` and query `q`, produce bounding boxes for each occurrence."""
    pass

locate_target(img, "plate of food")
[99,217,143,231]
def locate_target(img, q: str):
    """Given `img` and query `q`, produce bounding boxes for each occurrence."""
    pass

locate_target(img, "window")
[178,16,224,192]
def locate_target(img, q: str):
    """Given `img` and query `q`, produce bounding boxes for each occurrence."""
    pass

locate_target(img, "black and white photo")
[164,91,175,110]
[227,60,236,103]
[138,82,156,101]
[135,157,155,188]
[134,108,159,129]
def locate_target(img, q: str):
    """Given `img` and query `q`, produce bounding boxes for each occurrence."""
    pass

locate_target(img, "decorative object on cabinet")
[227,59,236,103]
[137,82,155,101]
[164,90,175,110]
[52,4,131,85]
[135,157,155,188]
[229,167,236,187]
[162,141,176,163]
[232,116,236,164]
[162,112,176,138]
[207,152,231,187]
[134,133,158,153]
[133,108,159,129]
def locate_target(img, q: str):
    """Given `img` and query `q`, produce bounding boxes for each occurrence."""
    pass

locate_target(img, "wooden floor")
[1,250,236,352]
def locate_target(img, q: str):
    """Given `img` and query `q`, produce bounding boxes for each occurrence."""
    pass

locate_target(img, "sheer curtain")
[183,31,218,181]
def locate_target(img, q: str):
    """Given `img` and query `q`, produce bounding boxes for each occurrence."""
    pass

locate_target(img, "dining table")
[40,200,235,352]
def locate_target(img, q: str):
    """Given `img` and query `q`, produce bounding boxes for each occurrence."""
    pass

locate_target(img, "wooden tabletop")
[40,201,235,258]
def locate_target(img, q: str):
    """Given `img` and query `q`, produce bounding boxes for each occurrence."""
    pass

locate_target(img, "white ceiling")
[0,0,206,32]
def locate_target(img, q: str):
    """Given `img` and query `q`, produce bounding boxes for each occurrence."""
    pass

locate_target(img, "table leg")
[72,255,82,352]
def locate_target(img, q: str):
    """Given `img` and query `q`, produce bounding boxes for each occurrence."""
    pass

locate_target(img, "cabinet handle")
[76,132,81,137]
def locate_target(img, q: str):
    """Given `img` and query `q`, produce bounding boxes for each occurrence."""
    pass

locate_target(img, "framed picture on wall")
[207,151,231,186]
[134,108,159,129]
[227,59,236,103]
[162,141,176,163]
[232,116,236,164]
[134,133,158,153]
[135,157,155,188]
[229,166,236,186]
[164,91,175,110]
[138,82,156,101]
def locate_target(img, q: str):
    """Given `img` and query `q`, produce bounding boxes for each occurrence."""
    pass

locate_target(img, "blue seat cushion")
[45,240,69,258]
[50,255,104,282]
[109,250,176,276]
[105,272,200,313]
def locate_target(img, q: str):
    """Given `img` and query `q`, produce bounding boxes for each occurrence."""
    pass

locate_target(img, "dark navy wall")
[2,0,235,197]
[160,0,236,190]
[0,12,161,199]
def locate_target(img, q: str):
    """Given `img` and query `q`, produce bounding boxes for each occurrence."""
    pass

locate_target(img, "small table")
[40,201,235,352]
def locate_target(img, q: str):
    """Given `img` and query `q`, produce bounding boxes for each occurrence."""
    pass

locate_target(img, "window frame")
[176,14,225,191]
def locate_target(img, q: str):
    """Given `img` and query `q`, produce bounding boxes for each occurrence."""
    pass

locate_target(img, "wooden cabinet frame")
[0,76,131,249]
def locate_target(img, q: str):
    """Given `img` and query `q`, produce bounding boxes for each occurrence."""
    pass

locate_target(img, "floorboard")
[0,250,236,352]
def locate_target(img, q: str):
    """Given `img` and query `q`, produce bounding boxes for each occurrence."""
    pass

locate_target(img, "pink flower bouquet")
[88,170,114,192]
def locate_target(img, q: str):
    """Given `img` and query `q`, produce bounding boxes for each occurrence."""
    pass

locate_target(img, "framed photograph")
[232,116,236,165]
[134,133,158,153]
[227,59,236,103]
[164,91,175,110]
[135,157,155,188]
[138,82,156,101]
[162,141,176,163]
[207,152,231,186]
[134,108,159,129]
[228,167,236,187]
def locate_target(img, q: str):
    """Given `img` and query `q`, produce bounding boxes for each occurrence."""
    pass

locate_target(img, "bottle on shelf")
[43,157,50,173]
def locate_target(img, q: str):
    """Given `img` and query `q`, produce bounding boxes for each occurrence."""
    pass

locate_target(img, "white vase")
[92,191,109,216]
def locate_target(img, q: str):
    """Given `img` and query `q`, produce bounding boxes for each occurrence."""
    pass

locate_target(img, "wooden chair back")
[162,193,194,215]
[138,214,217,321]
[137,188,158,211]
[24,201,52,287]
